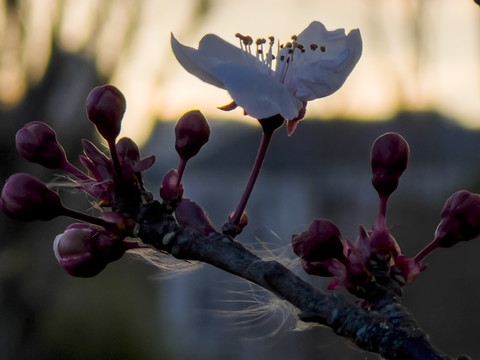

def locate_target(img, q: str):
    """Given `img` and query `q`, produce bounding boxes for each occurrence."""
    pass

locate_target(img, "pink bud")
[1,173,65,221]
[434,190,480,247]
[371,133,409,197]
[175,110,210,161]
[292,219,345,262]
[53,223,127,277]
[15,121,70,169]
[174,198,217,235]
[85,85,126,143]
[160,169,184,203]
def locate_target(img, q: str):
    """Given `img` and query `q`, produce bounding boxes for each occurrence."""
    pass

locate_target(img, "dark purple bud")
[85,85,126,143]
[371,132,409,197]
[175,110,210,161]
[292,219,345,262]
[1,173,65,221]
[415,190,480,262]
[116,137,140,169]
[53,223,127,277]
[16,121,69,169]
[160,169,184,203]
[116,137,155,174]
[434,190,480,247]
[175,198,217,235]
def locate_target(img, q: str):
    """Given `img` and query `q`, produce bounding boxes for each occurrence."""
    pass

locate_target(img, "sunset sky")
[1,0,479,145]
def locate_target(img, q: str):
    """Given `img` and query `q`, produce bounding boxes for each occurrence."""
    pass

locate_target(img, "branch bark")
[136,201,457,360]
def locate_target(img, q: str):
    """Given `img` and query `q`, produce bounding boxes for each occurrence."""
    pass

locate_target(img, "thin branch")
[137,201,455,360]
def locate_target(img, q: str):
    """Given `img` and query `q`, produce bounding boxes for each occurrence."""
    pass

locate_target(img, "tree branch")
[136,201,455,360]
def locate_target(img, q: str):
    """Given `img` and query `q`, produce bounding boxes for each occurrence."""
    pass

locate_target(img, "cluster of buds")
[1,85,218,276]
[293,132,480,298]
[1,85,158,276]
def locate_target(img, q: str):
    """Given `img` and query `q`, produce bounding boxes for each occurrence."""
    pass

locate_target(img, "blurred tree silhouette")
[2,1,480,359]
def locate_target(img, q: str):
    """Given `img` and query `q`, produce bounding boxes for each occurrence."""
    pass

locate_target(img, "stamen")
[244,36,253,53]
[310,44,318,51]
[256,38,267,62]
[236,33,253,53]
[235,33,246,50]
[266,36,275,68]
[233,31,305,84]
[320,45,326,52]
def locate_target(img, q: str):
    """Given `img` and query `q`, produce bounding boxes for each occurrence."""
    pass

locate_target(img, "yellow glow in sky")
[1,0,480,145]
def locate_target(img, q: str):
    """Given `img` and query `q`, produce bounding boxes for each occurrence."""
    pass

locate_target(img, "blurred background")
[1,0,480,359]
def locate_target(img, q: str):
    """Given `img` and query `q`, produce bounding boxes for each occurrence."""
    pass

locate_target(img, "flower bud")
[116,137,140,169]
[1,173,65,221]
[160,169,184,203]
[15,122,69,169]
[53,223,127,277]
[175,198,217,235]
[85,85,126,143]
[371,132,409,197]
[175,110,210,161]
[434,190,480,247]
[292,219,345,262]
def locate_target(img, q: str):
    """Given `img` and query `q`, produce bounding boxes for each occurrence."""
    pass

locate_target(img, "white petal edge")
[171,33,262,90]
[171,33,226,88]
[289,28,362,101]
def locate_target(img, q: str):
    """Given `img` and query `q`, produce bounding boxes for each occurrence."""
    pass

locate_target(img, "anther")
[310,44,318,51]
[320,46,326,52]
[244,36,253,46]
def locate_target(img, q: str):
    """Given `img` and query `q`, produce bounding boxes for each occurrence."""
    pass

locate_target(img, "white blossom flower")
[171,21,362,126]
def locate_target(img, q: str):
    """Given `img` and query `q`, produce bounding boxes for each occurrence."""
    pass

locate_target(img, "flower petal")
[171,34,225,88]
[214,63,303,120]
[171,33,259,89]
[287,23,362,101]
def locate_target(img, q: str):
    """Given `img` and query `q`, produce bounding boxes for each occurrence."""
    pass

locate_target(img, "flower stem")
[230,131,272,225]
[177,158,187,184]
[379,195,388,218]
[107,140,123,179]
[414,240,439,262]
[62,207,116,230]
